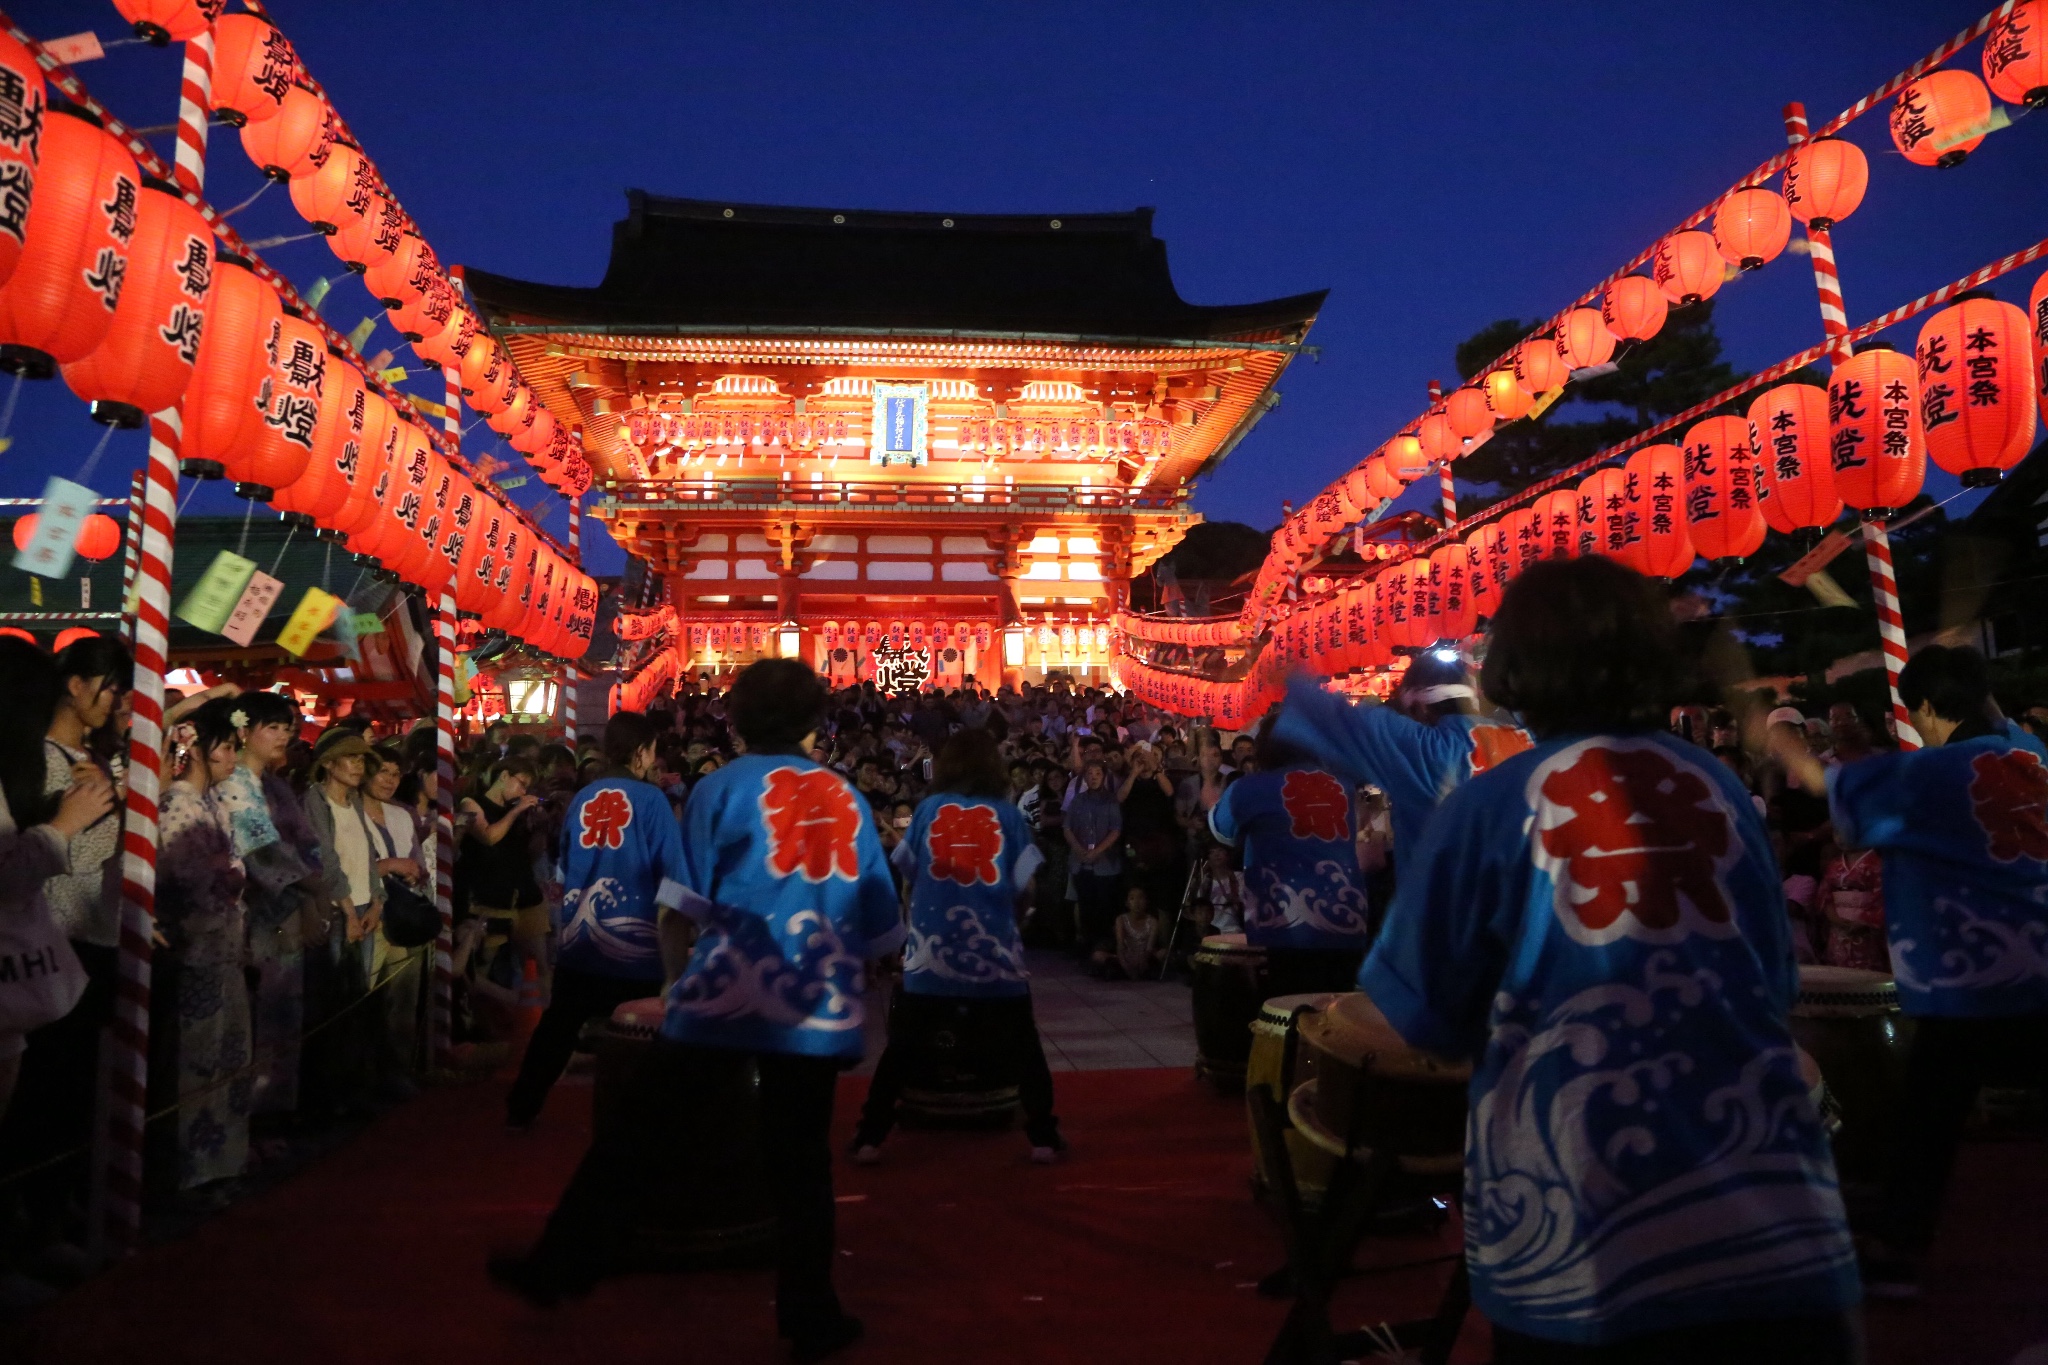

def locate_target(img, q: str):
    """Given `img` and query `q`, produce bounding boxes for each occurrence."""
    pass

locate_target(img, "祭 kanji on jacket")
[554,775,691,981]
[1207,765,1372,951]
[890,793,1042,999]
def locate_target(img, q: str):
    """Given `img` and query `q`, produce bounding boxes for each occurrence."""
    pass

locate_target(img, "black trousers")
[857,989,1060,1145]
[1263,947,1366,999]
[1884,1011,2048,1253]
[1491,1310,1862,1364]
[505,966,662,1124]
[0,940,116,1237]
[530,1040,845,1336]
[1073,869,1123,951]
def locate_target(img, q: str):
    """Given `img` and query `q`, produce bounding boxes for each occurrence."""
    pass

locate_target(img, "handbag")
[367,810,441,949]
[0,801,88,1036]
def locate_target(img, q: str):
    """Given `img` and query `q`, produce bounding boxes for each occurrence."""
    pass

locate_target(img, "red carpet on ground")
[1,1067,1483,1365]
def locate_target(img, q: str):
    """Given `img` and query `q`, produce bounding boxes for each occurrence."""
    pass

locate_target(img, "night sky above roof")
[465,193,1326,339]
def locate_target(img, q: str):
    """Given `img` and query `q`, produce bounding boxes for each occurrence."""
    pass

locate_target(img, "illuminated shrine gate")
[466,195,1321,688]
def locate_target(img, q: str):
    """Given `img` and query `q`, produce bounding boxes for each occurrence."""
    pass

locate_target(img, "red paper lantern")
[1342,463,1378,517]
[59,181,212,427]
[459,334,511,413]
[239,83,330,182]
[209,14,296,128]
[512,405,557,459]
[363,230,431,312]
[0,32,47,292]
[1830,344,1925,514]
[1432,544,1475,640]
[1681,416,1764,560]
[287,141,370,235]
[0,108,140,376]
[1469,524,1505,616]
[75,513,120,562]
[1379,562,1415,648]
[112,0,225,45]
[1580,467,1635,563]
[180,257,278,479]
[484,534,534,633]
[349,418,429,573]
[1482,367,1532,421]
[273,349,366,528]
[1417,408,1460,462]
[1385,433,1430,482]
[1746,383,1840,532]
[227,305,323,500]
[332,388,398,537]
[415,305,477,372]
[391,270,454,344]
[1555,307,1615,371]
[328,188,401,273]
[1535,488,1578,559]
[1602,275,1667,342]
[1445,386,1493,441]
[1915,294,2035,485]
[1653,230,1725,307]
[1514,335,1568,394]
[488,385,537,441]
[1363,453,1403,501]
[1713,187,1791,271]
[405,457,459,594]
[1984,1,2048,107]
[1891,70,1993,169]
[1781,137,1868,230]
[1623,444,1695,578]
[1504,505,1544,579]
[2031,267,2048,429]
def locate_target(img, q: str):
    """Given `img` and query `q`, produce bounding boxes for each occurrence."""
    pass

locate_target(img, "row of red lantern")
[1118,656,1271,730]
[819,620,1001,653]
[1115,612,1241,649]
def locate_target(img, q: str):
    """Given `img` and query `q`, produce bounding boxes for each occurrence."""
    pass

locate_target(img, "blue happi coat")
[554,774,689,981]
[1829,721,2048,1018]
[663,754,904,1058]
[1208,764,1372,951]
[1364,730,1858,1344]
[891,792,1042,999]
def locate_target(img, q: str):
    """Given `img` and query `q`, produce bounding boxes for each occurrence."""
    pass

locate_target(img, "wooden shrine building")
[465,194,1321,687]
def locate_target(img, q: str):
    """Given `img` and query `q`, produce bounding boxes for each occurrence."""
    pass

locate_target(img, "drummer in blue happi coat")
[852,728,1064,1163]
[1774,643,2048,1299]
[504,710,683,1130]
[1370,557,1859,1363]
[492,660,900,1363]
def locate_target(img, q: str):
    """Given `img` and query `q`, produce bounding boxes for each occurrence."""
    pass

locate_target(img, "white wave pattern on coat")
[557,876,660,964]
[904,902,1027,986]
[669,906,867,1033]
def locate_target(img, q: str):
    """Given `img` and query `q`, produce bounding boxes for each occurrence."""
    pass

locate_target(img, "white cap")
[1766,707,1807,729]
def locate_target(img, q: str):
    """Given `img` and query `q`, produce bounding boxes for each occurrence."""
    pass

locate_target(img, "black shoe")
[485,1252,591,1309]
[790,1313,864,1363]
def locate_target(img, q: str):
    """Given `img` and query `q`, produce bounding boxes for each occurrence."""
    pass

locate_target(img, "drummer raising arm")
[1774,644,2048,1299]
[1365,559,1861,1364]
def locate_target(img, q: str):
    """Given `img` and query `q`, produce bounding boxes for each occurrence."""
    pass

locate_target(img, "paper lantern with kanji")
[1915,294,2035,485]
[209,14,296,127]
[1555,307,1615,371]
[0,108,139,376]
[2032,268,2048,428]
[179,257,278,478]
[287,140,370,235]
[1431,544,1476,640]
[1380,563,1417,648]
[227,305,322,499]
[1536,488,1579,559]
[1505,505,1545,578]
[1514,335,1568,395]
[1985,1,2048,107]
[352,419,434,575]
[1572,477,1602,558]
[511,405,557,459]
[1746,383,1840,531]
[483,533,533,633]
[404,458,459,594]
[273,349,365,528]
[1469,524,1506,616]
[239,83,329,182]
[1891,70,1993,169]
[448,479,500,615]
[59,181,212,427]
[1482,367,1532,421]
[1713,187,1791,271]
[1602,275,1667,342]
[1385,433,1430,483]
[0,32,46,292]
[1417,408,1460,462]
[112,0,225,45]
[1681,416,1764,560]
[414,306,477,371]
[332,387,398,537]
[329,188,400,274]
[1623,444,1695,578]
[459,335,512,412]
[1445,386,1494,441]
[1830,344,1925,513]
[1653,230,1725,307]
[488,385,540,443]
[1341,463,1377,517]
[1782,137,1868,230]
[1581,467,1636,563]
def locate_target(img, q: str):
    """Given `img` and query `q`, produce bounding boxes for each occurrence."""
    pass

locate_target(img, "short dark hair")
[729,658,826,752]
[54,634,132,694]
[235,689,298,732]
[933,729,1009,799]
[490,756,538,786]
[1481,556,1680,740]
[603,710,660,768]
[1898,645,1993,724]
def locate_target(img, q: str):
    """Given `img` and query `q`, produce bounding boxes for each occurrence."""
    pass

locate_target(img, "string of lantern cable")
[0,6,598,662]
[1117,3,2048,723]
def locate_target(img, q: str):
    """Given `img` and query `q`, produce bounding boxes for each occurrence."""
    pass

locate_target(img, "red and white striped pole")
[1783,101,1919,750]
[119,469,144,638]
[106,29,212,1250]
[1426,378,1456,527]
[563,494,580,743]
[431,366,461,1062]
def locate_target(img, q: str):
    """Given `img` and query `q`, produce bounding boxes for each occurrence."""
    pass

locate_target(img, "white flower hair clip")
[230,709,250,730]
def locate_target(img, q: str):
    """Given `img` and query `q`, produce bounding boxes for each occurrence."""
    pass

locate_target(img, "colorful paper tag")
[176,550,258,634]
[220,570,283,646]
[277,587,342,657]
[12,476,98,580]
[496,474,527,490]
[352,611,385,637]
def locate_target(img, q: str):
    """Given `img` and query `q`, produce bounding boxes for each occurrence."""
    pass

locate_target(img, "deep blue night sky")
[3,1,2041,577]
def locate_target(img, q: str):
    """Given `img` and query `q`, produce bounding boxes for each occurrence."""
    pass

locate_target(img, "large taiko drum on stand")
[894,992,1022,1127]
[1290,991,1471,1184]
[1788,966,1912,1183]
[1192,933,1267,1088]
[593,999,776,1268]
[1247,992,1339,1206]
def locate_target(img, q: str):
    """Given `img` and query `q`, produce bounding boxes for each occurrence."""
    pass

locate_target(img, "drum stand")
[1248,1088,1474,1365]
[1159,859,1206,981]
